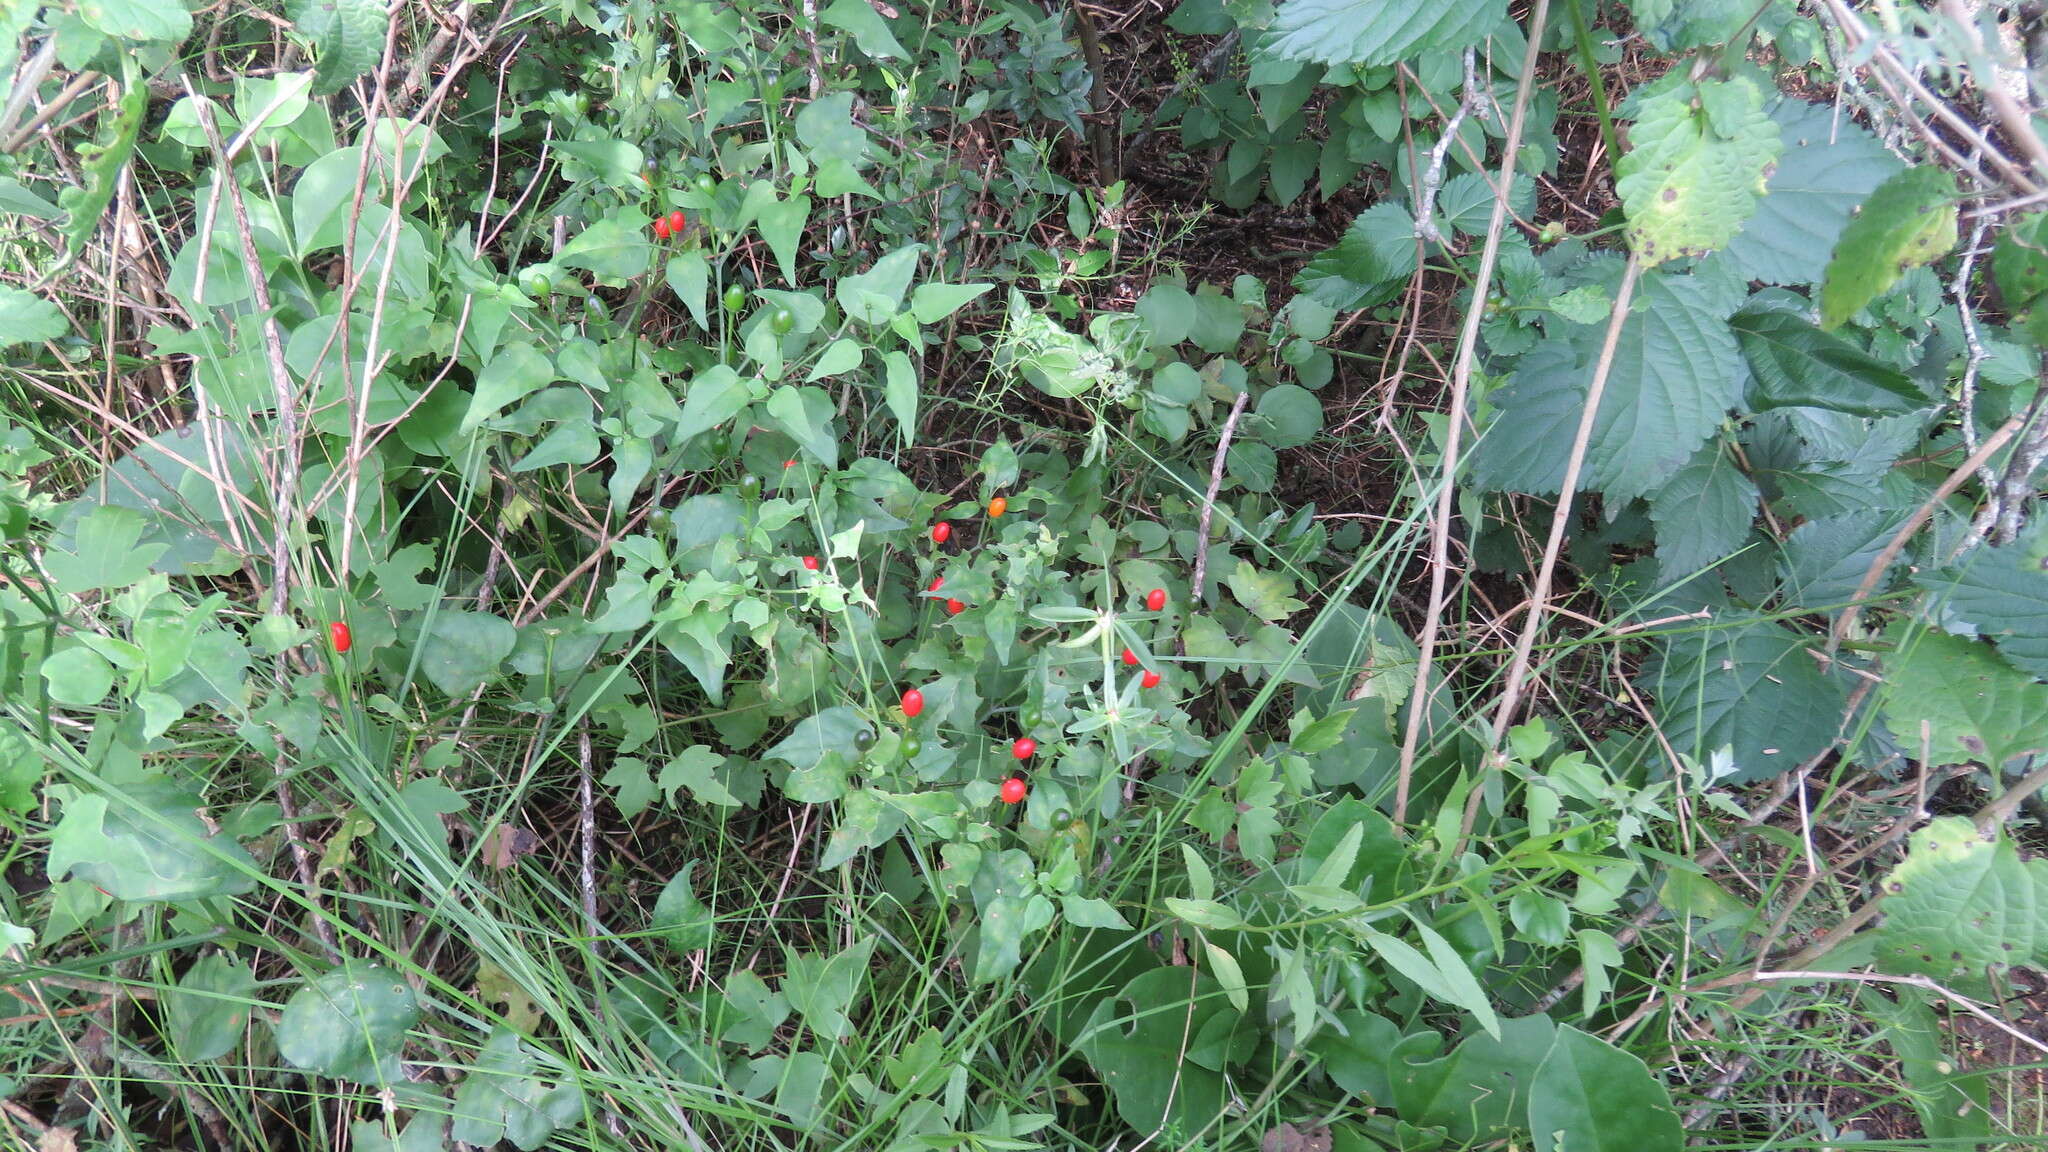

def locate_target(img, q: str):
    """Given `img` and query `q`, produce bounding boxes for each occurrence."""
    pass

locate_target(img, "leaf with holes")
[1882,627,2048,771]
[1717,99,1903,286]
[1616,75,1781,266]
[1872,817,2048,992]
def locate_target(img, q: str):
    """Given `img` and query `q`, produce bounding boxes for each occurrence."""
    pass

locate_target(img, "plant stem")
[1563,0,1620,176]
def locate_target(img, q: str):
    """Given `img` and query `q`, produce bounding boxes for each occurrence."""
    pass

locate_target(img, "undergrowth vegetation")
[2,0,2047,1148]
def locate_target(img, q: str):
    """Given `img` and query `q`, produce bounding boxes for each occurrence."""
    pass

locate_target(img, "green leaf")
[557,214,652,280]
[1202,941,1249,1012]
[165,953,256,1061]
[764,385,839,467]
[47,782,257,903]
[652,865,716,952]
[1778,511,1903,609]
[1470,271,1745,505]
[783,938,875,1040]
[287,0,384,92]
[0,725,42,814]
[0,286,65,348]
[882,350,918,445]
[463,343,557,432]
[1252,384,1322,448]
[971,849,1056,983]
[1718,99,1903,287]
[275,962,419,1084]
[753,193,811,285]
[417,610,517,697]
[1528,1025,1685,1152]
[836,244,921,325]
[1293,202,1417,310]
[1616,75,1780,266]
[1882,627,2048,770]
[1164,897,1245,930]
[602,757,657,817]
[1731,305,1926,416]
[1820,166,1958,330]
[1625,0,1754,52]
[1226,564,1308,621]
[0,177,63,219]
[665,252,711,328]
[450,1028,586,1151]
[1993,210,2048,338]
[1648,443,1758,580]
[1645,612,1847,782]
[909,281,993,324]
[804,338,864,382]
[766,706,863,802]
[1411,920,1501,1040]
[1361,928,1498,1039]
[80,0,192,41]
[1390,1015,1556,1143]
[1268,0,1507,68]
[1914,523,2048,678]
[42,505,169,593]
[1873,817,2047,991]
[1308,1010,1405,1103]
[1077,968,1232,1135]
[819,0,904,57]
[1060,895,1132,930]
[674,365,752,444]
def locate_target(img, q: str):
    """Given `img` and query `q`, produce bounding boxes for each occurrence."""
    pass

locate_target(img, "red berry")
[946,598,966,616]
[802,555,820,570]
[668,210,686,233]
[1000,776,1028,804]
[1147,588,1167,612]
[1141,669,1161,689]
[330,621,352,653]
[784,459,797,468]
[1011,737,1036,760]
[653,217,671,239]
[902,688,925,718]
[987,496,1008,519]
[929,575,945,592]
[1122,647,1139,666]
[932,522,952,544]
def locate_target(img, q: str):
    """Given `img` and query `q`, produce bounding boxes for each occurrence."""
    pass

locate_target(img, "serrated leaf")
[289,0,388,95]
[1268,0,1506,67]
[1293,202,1417,310]
[1882,627,2048,770]
[1624,0,1754,52]
[1717,100,1903,287]
[1470,271,1746,505]
[1914,523,2048,678]
[1778,510,1903,609]
[1731,305,1927,415]
[1873,817,2048,991]
[1820,166,1957,329]
[1616,76,1781,266]
[1648,443,1758,580]
[1645,613,1847,782]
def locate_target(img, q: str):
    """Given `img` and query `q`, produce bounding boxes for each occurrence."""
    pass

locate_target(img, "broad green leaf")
[276,963,419,1084]
[463,343,557,432]
[971,849,1055,983]
[1645,612,1846,782]
[1914,523,2048,678]
[1164,897,1244,930]
[819,0,903,57]
[1616,75,1780,266]
[1252,384,1322,448]
[1293,202,1416,310]
[0,725,42,814]
[782,938,875,1040]
[909,282,993,324]
[764,385,839,466]
[882,350,917,445]
[836,244,920,325]
[795,91,867,163]
[1731,305,1925,415]
[450,1028,585,1150]
[47,781,259,902]
[804,338,863,382]
[0,177,63,218]
[417,610,517,696]
[652,865,716,951]
[1820,166,1957,330]
[165,953,256,1061]
[1308,1010,1404,1103]
[1202,941,1249,1012]
[1648,443,1758,580]
[1778,510,1904,609]
[1268,0,1506,68]
[1993,209,2048,340]
[1470,271,1745,505]
[665,252,711,328]
[80,0,192,41]
[1624,0,1755,51]
[1867,992,1995,1145]
[766,706,862,802]
[753,193,811,284]
[674,365,751,444]
[557,215,651,281]
[1226,564,1308,622]
[1059,895,1131,930]
[42,648,115,707]
[1390,1016,1556,1144]
[1076,968,1232,1135]
[1883,626,2048,770]
[1718,100,1902,286]
[42,505,168,593]
[1411,922,1500,1039]
[602,757,657,817]
[0,286,65,348]
[288,0,385,93]
[1528,1025,1685,1152]
[1873,817,2047,991]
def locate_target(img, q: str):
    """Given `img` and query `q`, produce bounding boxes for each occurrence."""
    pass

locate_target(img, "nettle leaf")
[1268,0,1506,67]
[1616,75,1780,266]
[288,0,387,93]
[1914,523,2048,678]
[1624,0,1754,52]
[1528,1025,1685,1152]
[1644,613,1846,782]
[1294,202,1417,310]
[1648,443,1758,581]
[1873,817,2048,991]
[1819,166,1958,330]
[1717,99,1902,286]
[1883,627,2048,770]
[47,781,259,902]
[275,965,417,1086]
[1778,510,1904,609]
[1731,305,1926,416]
[1470,271,1745,505]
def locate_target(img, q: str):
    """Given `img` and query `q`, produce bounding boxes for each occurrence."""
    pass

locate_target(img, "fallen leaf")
[1260,1122,1331,1152]
[479,823,539,869]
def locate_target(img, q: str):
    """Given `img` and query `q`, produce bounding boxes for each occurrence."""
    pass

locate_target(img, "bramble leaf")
[1617,75,1781,266]
[1268,0,1506,67]
[1882,627,2048,770]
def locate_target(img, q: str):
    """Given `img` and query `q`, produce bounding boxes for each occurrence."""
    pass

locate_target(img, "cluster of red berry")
[651,210,687,240]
